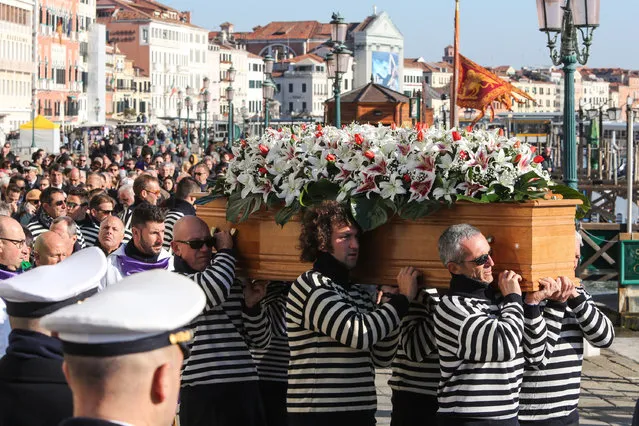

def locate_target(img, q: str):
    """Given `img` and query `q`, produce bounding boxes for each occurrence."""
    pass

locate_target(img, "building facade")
[0,0,33,134]
[37,0,95,128]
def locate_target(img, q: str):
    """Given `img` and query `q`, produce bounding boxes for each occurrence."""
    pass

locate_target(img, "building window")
[289,102,293,112]
[302,83,306,93]
[302,102,307,111]
[289,83,293,93]
[142,28,148,43]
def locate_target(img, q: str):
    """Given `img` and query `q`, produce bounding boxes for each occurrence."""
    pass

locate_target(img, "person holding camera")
[171,216,270,426]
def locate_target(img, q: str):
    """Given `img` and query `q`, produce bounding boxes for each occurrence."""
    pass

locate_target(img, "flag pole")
[451,0,460,129]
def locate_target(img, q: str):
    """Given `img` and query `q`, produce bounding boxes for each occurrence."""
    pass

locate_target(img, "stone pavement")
[375,331,639,426]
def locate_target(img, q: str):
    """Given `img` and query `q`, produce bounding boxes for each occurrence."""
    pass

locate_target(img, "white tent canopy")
[19,116,61,154]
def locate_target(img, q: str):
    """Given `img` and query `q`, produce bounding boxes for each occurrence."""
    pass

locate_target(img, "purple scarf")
[0,267,18,280]
[117,253,170,276]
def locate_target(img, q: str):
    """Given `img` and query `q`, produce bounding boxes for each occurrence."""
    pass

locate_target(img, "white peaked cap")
[0,247,107,318]
[41,269,206,357]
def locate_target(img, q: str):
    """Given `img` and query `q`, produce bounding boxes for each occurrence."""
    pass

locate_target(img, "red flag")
[457,54,535,125]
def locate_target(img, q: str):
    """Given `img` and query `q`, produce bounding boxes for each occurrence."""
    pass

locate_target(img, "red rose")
[466,125,473,132]
[416,122,422,132]
[326,154,336,162]
[459,150,468,160]
[452,131,462,141]
[498,128,505,137]
[258,167,268,175]
[291,135,297,141]
[403,174,411,183]
[514,154,522,163]
[530,146,537,153]
[533,155,544,163]
[240,139,247,148]
[301,124,307,131]
[316,124,322,132]
[315,131,323,138]
[364,151,375,160]
[354,133,364,145]
[417,131,424,142]
[258,144,269,155]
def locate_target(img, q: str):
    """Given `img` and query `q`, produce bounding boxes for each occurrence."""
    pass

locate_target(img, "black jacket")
[0,330,73,426]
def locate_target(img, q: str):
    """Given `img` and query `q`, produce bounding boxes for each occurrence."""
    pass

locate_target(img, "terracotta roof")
[97,0,204,29]
[404,58,427,69]
[247,52,263,59]
[328,81,409,104]
[236,21,329,41]
[423,61,453,73]
[284,53,324,64]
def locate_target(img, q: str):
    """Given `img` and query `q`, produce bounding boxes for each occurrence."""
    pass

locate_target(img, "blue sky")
[161,0,636,69]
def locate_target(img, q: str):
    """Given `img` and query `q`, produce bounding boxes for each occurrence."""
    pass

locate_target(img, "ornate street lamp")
[94,97,100,123]
[537,0,600,189]
[327,12,352,128]
[197,100,203,144]
[177,89,184,142]
[263,54,274,133]
[185,86,193,149]
[626,96,636,232]
[226,64,236,149]
[201,77,211,146]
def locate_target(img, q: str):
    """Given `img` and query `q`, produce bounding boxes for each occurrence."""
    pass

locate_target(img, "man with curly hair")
[286,200,417,426]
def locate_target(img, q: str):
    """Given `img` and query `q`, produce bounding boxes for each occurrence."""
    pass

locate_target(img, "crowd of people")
[0,136,625,426]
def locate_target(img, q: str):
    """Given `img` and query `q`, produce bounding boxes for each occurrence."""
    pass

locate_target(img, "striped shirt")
[286,254,408,414]
[519,287,615,422]
[388,288,440,396]
[179,251,271,387]
[27,215,86,248]
[161,198,197,253]
[434,274,547,421]
[79,220,100,247]
[250,281,290,383]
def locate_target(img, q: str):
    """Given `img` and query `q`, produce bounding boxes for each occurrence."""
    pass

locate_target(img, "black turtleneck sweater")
[434,274,546,425]
[286,252,409,416]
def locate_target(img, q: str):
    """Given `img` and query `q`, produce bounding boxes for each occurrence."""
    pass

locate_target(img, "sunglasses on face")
[53,200,66,207]
[67,202,88,209]
[463,249,493,266]
[176,237,215,250]
[98,209,113,215]
[28,199,40,205]
[194,172,208,177]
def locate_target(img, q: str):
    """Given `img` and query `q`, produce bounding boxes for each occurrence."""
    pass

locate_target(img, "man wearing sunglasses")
[162,178,200,253]
[27,187,86,248]
[80,193,116,248]
[434,224,559,426]
[102,204,172,288]
[121,175,162,242]
[172,216,270,426]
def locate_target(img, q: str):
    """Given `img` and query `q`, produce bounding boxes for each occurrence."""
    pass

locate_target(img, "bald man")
[173,216,269,426]
[34,232,68,267]
[98,216,125,256]
[0,216,30,356]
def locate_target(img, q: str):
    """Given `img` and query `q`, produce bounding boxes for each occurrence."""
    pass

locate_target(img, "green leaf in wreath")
[399,200,442,220]
[274,204,301,227]
[299,179,340,207]
[350,195,389,231]
[548,183,591,219]
[226,192,263,223]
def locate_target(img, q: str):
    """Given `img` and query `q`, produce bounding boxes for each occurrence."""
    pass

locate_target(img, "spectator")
[33,231,67,266]
[97,216,125,256]
[50,216,81,255]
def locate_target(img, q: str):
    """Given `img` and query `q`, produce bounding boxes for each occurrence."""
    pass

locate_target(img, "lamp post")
[197,100,203,144]
[263,54,274,133]
[536,0,600,190]
[410,90,422,125]
[627,96,635,232]
[226,64,236,150]
[240,104,249,138]
[177,89,183,142]
[326,12,352,128]
[94,97,100,123]
[185,86,193,149]
[201,77,211,146]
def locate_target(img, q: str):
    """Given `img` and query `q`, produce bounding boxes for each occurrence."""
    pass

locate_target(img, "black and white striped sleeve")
[163,210,184,251]
[183,250,236,311]
[242,303,272,350]
[568,287,615,348]
[523,302,564,368]
[438,294,524,362]
[400,288,439,362]
[289,272,408,350]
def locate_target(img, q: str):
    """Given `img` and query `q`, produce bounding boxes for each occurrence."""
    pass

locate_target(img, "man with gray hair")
[434,224,558,426]
[50,216,81,255]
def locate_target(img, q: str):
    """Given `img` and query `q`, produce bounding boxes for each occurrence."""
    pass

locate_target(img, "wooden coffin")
[196,198,581,291]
